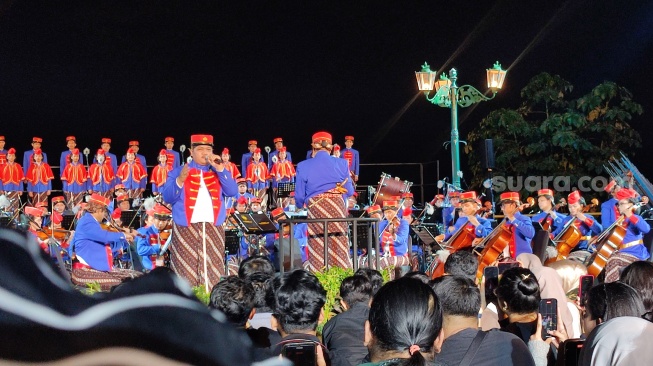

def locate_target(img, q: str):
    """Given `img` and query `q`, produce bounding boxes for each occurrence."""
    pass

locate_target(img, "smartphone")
[559,339,584,366]
[484,266,499,302]
[498,261,520,275]
[579,274,594,306]
[539,298,558,338]
[282,342,317,366]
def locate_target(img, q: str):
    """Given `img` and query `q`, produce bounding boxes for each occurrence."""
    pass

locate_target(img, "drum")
[372,173,413,206]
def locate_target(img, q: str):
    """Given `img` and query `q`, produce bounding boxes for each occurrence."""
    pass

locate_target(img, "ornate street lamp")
[415,61,506,189]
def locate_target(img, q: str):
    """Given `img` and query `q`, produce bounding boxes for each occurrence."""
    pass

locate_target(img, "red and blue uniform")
[617,214,650,260]
[552,215,602,251]
[444,215,492,241]
[71,212,128,271]
[505,212,536,258]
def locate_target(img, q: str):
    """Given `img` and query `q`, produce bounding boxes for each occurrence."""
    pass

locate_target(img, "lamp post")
[415,61,506,189]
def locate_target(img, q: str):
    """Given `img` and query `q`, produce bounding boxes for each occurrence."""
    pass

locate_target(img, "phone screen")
[579,275,594,306]
[498,261,519,274]
[282,342,317,366]
[539,298,558,338]
[484,266,499,303]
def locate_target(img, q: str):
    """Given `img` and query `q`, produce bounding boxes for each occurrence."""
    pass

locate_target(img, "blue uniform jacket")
[506,212,536,257]
[136,225,163,270]
[161,161,238,227]
[379,218,409,256]
[618,214,651,260]
[294,150,354,208]
[601,198,619,228]
[71,212,128,271]
[268,150,293,169]
[531,211,567,232]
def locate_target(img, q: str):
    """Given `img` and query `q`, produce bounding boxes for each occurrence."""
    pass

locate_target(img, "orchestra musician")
[245,148,268,197]
[164,137,181,169]
[220,148,241,179]
[25,206,50,253]
[0,148,24,212]
[25,148,54,205]
[116,148,147,199]
[604,188,651,282]
[60,148,88,208]
[552,190,602,263]
[135,204,172,271]
[69,193,140,291]
[498,191,535,258]
[341,135,359,183]
[88,149,116,199]
[601,179,622,228]
[442,191,461,233]
[435,191,492,244]
[531,189,567,233]
[268,137,293,170]
[150,149,172,196]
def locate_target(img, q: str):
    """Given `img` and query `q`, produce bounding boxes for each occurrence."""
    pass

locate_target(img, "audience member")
[432,276,535,366]
[238,255,276,278]
[517,253,574,337]
[245,272,276,330]
[209,276,280,362]
[270,270,329,364]
[581,282,644,337]
[443,250,478,281]
[362,277,443,366]
[323,275,373,366]
[355,267,384,295]
[578,316,653,366]
[619,260,653,321]
[402,271,430,284]
[547,258,587,338]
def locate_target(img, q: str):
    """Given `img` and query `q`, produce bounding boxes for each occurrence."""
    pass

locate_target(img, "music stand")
[61,212,76,231]
[230,212,278,234]
[277,182,295,198]
[120,210,141,229]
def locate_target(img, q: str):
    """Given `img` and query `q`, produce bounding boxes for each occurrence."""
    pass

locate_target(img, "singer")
[162,134,238,290]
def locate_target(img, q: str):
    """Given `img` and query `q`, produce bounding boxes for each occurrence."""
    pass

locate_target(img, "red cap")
[190,134,214,146]
[251,197,262,204]
[312,131,332,143]
[333,144,340,151]
[114,184,125,190]
[273,137,283,143]
[165,137,174,142]
[345,135,354,141]
[33,148,42,156]
[96,149,105,156]
[499,192,520,203]
[25,206,43,217]
[51,196,65,204]
[401,192,414,199]
[101,138,111,144]
[226,208,235,215]
[279,146,287,153]
[271,207,287,221]
[459,191,478,203]
[126,148,135,155]
[7,148,15,155]
[52,211,63,225]
[129,140,139,146]
[538,189,554,197]
[248,140,258,146]
[383,200,398,210]
[89,193,110,206]
[567,191,582,205]
[367,205,382,215]
[116,194,129,203]
[158,149,167,156]
[237,196,248,205]
[604,179,618,193]
[254,148,261,154]
[615,188,638,201]
[390,195,401,201]
[35,201,48,208]
[222,148,229,155]
[0,136,4,141]
[153,204,172,218]
[236,177,247,185]
[449,191,461,198]
[66,136,76,142]
[71,148,79,155]
[111,208,122,220]
[32,137,42,143]
[435,194,444,200]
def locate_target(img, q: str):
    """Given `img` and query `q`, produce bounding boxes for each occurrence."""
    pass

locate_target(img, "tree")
[466,72,643,188]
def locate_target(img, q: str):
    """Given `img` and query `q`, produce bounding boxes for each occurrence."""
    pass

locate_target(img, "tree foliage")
[466,72,643,187]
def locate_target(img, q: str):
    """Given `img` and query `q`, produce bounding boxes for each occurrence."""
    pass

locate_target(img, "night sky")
[1,1,652,201]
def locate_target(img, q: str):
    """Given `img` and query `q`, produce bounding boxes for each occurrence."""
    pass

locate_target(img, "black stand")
[120,210,141,229]
[277,182,295,198]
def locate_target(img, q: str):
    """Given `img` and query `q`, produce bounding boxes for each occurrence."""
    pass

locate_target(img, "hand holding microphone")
[207,154,225,172]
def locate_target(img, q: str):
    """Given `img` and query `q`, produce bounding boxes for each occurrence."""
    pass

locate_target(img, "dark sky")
[1,0,652,199]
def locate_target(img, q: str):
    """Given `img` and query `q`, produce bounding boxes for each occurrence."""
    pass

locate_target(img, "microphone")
[179,145,186,153]
[264,146,271,154]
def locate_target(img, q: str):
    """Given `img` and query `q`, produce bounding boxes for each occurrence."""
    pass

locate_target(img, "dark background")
[1,1,652,202]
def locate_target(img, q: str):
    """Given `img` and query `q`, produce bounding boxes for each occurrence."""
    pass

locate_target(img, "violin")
[35,228,72,241]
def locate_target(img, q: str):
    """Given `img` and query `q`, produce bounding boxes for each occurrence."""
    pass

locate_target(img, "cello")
[586,216,627,277]
[475,219,513,281]
[545,217,582,264]
[428,219,477,279]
